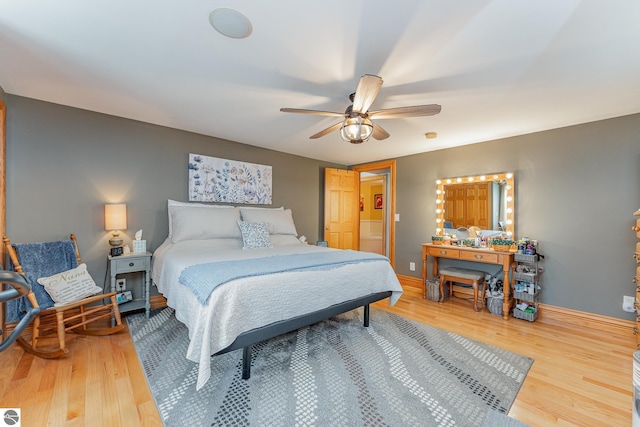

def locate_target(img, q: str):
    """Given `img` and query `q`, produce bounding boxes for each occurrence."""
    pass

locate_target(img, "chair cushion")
[37,263,102,307]
[439,267,486,281]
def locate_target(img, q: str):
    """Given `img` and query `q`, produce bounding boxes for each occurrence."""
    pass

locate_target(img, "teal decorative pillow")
[237,221,273,249]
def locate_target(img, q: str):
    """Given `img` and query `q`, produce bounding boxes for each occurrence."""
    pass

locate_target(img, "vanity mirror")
[435,172,514,238]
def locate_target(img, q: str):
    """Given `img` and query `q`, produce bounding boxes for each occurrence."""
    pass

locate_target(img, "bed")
[152,201,404,389]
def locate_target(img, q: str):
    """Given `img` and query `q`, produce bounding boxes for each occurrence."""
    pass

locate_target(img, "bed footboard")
[214,291,392,380]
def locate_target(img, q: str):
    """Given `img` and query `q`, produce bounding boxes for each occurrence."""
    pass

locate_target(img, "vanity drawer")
[427,247,460,258]
[460,251,499,263]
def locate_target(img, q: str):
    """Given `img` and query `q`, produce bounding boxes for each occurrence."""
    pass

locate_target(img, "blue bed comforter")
[179,250,389,305]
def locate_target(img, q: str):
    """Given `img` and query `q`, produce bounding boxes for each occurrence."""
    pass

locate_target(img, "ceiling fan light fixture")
[340,116,373,144]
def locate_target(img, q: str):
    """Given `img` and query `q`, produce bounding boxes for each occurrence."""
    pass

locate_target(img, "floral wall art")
[188,154,273,204]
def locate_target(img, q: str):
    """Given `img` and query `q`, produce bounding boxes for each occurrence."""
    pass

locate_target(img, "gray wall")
[393,113,640,319]
[5,95,340,298]
[5,93,640,320]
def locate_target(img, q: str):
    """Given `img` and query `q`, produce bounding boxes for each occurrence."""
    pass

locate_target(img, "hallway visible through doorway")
[360,174,386,255]
[352,160,396,268]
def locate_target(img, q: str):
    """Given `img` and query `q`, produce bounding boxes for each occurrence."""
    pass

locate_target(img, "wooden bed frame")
[213,291,393,379]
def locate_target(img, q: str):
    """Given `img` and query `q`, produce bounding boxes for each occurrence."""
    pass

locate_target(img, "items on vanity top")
[432,234,514,251]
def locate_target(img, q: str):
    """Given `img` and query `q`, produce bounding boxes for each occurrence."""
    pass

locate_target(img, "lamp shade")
[105,203,127,231]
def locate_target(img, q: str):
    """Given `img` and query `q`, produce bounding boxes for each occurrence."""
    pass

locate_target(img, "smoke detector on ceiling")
[209,8,253,39]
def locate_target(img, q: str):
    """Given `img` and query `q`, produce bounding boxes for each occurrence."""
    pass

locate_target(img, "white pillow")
[167,199,234,238]
[269,235,304,246]
[239,208,298,236]
[37,263,102,307]
[237,221,273,249]
[240,206,284,210]
[170,206,241,243]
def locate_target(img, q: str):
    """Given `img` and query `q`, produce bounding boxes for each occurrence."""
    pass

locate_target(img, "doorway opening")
[352,160,395,268]
[360,173,387,255]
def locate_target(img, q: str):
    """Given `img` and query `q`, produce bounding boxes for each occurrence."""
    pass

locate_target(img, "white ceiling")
[1,1,639,165]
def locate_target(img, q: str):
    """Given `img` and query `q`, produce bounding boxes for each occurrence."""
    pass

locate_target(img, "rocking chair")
[2,234,124,358]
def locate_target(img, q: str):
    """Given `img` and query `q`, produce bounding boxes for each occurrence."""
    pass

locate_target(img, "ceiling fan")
[280,74,441,144]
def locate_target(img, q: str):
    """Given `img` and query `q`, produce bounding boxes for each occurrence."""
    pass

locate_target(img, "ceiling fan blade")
[352,74,383,114]
[368,104,441,120]
[280,108,345,118]
[309,122,343,139]
[372,122,390,140]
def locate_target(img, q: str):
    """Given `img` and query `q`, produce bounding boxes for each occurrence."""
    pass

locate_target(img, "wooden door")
[324,168,360,249]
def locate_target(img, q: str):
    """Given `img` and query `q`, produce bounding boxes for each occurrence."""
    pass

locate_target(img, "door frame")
[352,160,396,268]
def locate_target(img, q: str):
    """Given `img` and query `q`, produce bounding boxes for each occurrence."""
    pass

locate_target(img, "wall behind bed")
[4,95,341,297]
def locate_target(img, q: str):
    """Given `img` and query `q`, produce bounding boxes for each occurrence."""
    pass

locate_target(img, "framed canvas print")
[188,154,272,204]
[374,194,383,209]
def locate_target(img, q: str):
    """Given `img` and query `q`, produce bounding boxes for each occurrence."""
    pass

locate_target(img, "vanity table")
[422,244,516,320]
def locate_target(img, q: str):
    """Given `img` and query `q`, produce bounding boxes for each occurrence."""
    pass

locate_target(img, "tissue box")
[133,240,147,253]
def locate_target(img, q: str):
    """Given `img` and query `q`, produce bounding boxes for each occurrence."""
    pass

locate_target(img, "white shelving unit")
[633,209,640,347]
[513,252,542,321]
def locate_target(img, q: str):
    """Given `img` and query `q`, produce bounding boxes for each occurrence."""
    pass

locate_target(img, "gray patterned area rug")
[127,307,532,427]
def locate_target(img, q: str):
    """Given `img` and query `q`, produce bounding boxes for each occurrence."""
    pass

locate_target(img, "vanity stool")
[439,267,486,311]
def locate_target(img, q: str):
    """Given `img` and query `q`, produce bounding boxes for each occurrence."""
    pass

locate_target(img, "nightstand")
[108,251,152,319]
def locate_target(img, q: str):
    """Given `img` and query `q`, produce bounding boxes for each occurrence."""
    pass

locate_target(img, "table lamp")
[105,203,127,247]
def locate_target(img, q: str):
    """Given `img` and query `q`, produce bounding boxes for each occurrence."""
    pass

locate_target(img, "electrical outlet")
[116,278,126,292]
[409,262,416,271]
[623,295,636,313]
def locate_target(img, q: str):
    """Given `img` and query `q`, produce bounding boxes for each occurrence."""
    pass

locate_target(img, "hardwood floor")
[0,287,635,426]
